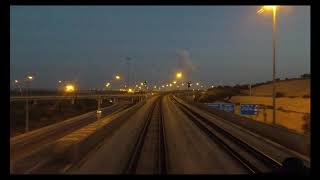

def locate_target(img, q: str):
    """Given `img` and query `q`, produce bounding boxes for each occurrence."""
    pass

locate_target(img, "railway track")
[10,102,133,165]
[171,96,282,174]
[123,96,167,174]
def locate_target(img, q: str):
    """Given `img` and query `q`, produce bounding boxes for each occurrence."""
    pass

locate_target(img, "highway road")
[10,93,310,174]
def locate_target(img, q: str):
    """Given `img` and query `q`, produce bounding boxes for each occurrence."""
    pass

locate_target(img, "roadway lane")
[162,95,248,174]
[69,96,160,174]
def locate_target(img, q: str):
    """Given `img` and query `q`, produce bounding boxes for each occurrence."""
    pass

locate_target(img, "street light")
[25,75,33,133]
[14,80,22,96]
[115,75,121,80]
[258,5,279,125]
[176,72,182,79]
[65,84,75,93]
[128,88,134,93]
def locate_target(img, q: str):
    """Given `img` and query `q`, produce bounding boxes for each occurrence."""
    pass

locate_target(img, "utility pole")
[25,83,29,133]
[25,75,33,133]
[126,57,131,89]
[272,7,277,125]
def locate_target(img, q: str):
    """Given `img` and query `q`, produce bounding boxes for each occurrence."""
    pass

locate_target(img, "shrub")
[300,73,310,79]
[275,92,285,97]
[303,95,310,98]
[302,114,310,133]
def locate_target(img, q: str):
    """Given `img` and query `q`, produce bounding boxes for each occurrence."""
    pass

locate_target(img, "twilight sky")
[10,6,310,89]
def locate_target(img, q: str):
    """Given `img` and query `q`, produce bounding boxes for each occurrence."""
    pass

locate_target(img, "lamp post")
[115,74,121,91]
[258,5,278,125]
[25,75,33,133]
[126,57,131,90]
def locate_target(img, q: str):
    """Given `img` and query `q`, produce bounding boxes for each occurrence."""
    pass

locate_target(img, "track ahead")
[171,95,282,174]
[124,96,167,174]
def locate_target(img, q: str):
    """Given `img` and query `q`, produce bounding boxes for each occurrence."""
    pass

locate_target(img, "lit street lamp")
[25,75,33,133]
[14,80,22,96]
[258,5,278,125]
[65,84,75,93]
[176,72,182,79]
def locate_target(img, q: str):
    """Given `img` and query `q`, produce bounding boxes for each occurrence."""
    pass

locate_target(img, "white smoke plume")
[176,49,197,73]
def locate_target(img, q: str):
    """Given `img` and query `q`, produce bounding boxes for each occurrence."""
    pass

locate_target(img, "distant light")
[58,80,62,83]
[115,75,121,80]
[196,82,199,86]
[14,80,18,83]
[141,82,144,86]
[162,85,165,88]
[173,81,177,84]
[128,88,134,93]
[154,86,157,88]
[176,72,182,79]
[106,82,111,87]
[169,84,172,87]
[65,84,75,93]
[257,6,278,14]
[27,76,33,80]
[96,110,102,114]
[166,84,169,87]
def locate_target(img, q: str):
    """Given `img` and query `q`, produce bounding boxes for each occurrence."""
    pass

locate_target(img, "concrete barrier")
[10,103,122,152]
[11,100,146,174]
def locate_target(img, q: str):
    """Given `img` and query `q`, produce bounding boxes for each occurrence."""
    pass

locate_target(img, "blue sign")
[205,103,221,110]
[220,103,235,113]
[205,103,235,113]
[240,104,259,115]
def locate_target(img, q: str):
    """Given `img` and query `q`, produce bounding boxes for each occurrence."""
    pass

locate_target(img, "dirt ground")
[230,96,310,134]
